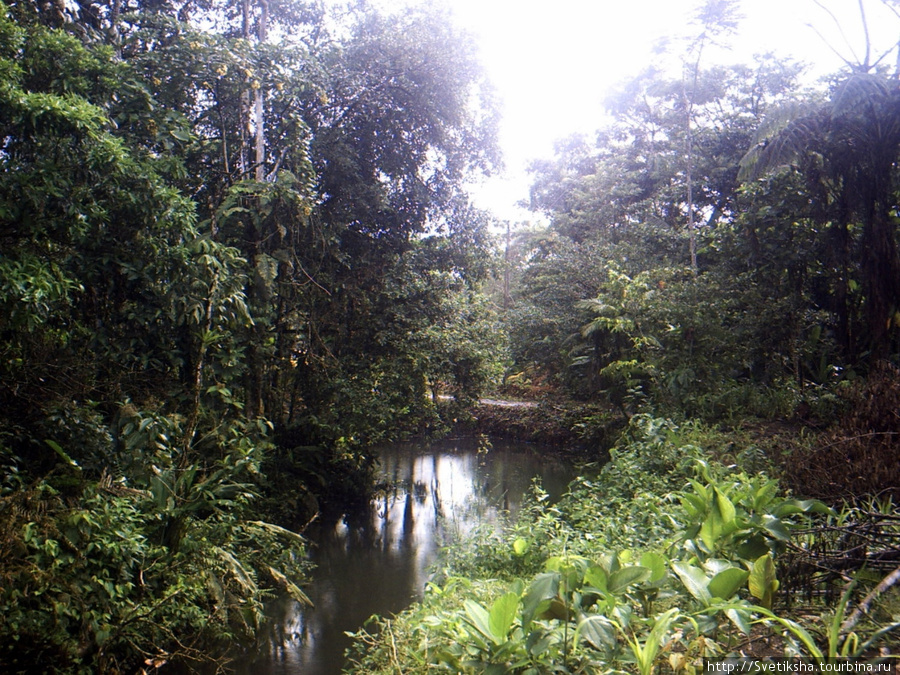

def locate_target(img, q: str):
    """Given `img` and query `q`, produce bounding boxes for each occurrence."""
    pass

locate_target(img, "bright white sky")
[416,0,899,223]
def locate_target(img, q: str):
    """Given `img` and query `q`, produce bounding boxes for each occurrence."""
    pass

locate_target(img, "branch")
[840,565,900,634]
[810,0,861,70]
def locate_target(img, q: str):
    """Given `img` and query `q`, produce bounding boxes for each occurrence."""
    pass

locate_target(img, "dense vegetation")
[2,0,900,671]
[346,417,900,673]
[344,1,900,673]
[0,0,500,670]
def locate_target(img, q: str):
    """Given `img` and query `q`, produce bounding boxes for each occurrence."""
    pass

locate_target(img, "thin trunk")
[503,220,511,309]
[183,272,219,456]
[683,43,704,274]
[254,0,268,181]
[109,0,120,57]
[687,125,696,272]
[864,209,900,359]
[239,0,252,177]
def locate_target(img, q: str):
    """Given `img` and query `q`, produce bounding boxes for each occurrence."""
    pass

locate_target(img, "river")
[231,435,577,675]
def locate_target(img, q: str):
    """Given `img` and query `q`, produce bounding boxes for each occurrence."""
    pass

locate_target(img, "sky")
[404,0,900,222]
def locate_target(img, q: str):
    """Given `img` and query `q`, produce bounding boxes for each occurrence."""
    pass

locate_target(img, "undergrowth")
[345,414,900,674]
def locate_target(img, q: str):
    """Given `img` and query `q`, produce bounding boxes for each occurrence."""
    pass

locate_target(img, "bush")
[0,410,311,674]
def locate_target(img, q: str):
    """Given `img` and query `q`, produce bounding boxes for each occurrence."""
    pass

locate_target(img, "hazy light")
[429,0,899,222]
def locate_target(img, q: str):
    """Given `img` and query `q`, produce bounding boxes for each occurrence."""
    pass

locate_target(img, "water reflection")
[233,436,575,675]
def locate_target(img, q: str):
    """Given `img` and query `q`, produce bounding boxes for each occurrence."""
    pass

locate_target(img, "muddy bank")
[467,398,625,456]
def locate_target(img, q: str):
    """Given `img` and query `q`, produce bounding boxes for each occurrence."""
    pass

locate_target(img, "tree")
[741,72,900,360]
[0,0,503,668]
[519,58,818,404]
[679,0,742,270]
[529,57,805,246]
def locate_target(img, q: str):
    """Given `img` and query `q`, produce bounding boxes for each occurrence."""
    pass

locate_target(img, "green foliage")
[510,54,898,419]
[0,0,502,670]
[741,73,900,360]
[347,417,900,673]
[0,426,311,673]
[676,467,833,563]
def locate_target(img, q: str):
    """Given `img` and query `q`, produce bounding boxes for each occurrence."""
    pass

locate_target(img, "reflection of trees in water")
[241,438,578,675]
[431,454,443,523]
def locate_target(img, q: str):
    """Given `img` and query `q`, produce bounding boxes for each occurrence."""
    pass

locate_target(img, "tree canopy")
[0,0,502,669]
[5,0,900,670]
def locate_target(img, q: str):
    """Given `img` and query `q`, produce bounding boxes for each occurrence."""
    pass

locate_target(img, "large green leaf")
[725,606,752,635]
[575,614,617,650]
[463,599,495,644]
[713,487,736,525]
[608,565,651,594]
[760,514,791,541]
[488,592,519,644]
[522,572,559,627]
[672,562,711,604]
[773,499,835,517]
[708,567,749,600]
[639,552,668,582]
[584,565,608,592]
[748,554,779,610]
[736,534,770,561]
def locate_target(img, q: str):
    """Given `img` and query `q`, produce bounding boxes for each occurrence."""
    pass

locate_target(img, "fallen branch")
[840,565,900,635]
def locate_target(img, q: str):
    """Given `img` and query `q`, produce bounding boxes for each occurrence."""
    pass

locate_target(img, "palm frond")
[212,545,258,595]
[831,73,894,118]
[247,519,308,546]
[575,298,618,316]
[739,105,826,182]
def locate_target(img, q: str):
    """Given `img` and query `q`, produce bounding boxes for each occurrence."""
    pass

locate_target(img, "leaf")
[608,566,651,594]
[708,567,749,600]
[45,439,79,468]
[672,562,711,605]
[464,600,495,644]
[488,592,519,644]
[522,572,558,627]
[713,487,736,525]
[255,253,279,285]
[679,493,706,517]
[749,554,779,610]
[526,630,553,657]
[725,606,752,635]
[541,598,571,621]
[760,514,791,541]
[266,565,313,606]
[639,552,668,582]
[513,537,529,556]
[703,558,733,576]
[213,547,257,594]
[773,499,835,517]
[575,614,617,650]
[736,534,770,561]
[699,517,718,551]
[584,565,608,592]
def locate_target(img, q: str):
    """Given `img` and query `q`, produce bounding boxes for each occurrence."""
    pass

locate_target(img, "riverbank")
[231,436,579,675]
[342,412,900,673]
[467,398,625,453]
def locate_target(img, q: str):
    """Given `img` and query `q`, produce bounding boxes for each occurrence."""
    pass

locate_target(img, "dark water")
[232,436,576,675]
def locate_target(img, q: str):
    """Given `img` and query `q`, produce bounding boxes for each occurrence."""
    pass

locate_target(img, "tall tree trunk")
[239,0,252,177]
[254,0,268,181]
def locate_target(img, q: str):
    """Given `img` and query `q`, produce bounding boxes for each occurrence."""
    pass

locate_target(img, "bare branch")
[840,565,900,634]
[811,0,863,69]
